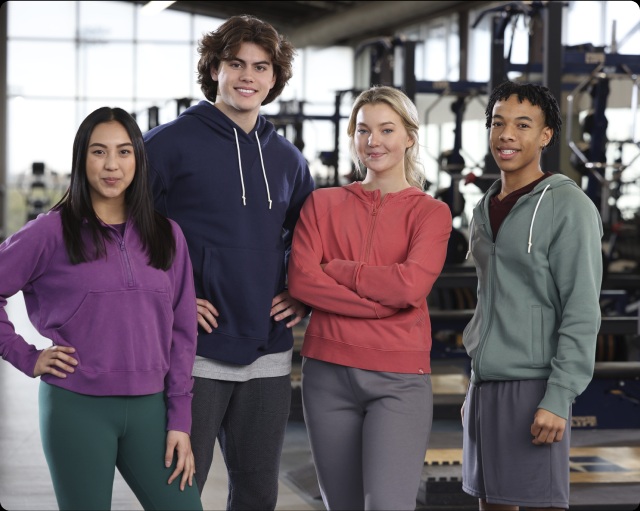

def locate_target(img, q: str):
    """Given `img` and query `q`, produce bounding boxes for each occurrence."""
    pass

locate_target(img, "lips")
[236,87,256,95]
[497,148,518,159]
[103,178,120,185]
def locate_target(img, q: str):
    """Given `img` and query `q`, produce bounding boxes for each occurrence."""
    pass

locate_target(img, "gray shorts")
[462,379,570,509]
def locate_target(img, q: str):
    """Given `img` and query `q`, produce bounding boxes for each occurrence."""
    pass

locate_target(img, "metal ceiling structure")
[129,1,486,48]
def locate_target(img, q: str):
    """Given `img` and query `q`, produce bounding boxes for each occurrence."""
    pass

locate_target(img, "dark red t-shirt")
[489,172,552,241]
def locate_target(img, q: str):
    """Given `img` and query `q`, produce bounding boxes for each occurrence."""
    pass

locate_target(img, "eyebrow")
[492,114,534,122]
[88,142,133,148]
[229,57,272,67]
[357,121,397,127]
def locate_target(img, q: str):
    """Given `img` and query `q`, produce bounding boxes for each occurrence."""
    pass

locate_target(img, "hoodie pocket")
[530,305,544,367]
[55,290,173,373]
[203,245,282,341]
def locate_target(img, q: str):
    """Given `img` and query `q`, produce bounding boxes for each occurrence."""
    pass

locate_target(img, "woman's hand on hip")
[33,345,77,378]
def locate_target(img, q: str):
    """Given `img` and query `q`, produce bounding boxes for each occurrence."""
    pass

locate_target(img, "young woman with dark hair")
[0,107,202,510]
[58,106,176,268]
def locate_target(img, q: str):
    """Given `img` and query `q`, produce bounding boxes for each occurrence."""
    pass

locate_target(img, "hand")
[33,345,77,378]
[271,291,307,328]
[530,408,566,445]
[197,297,219,333]
[165,430,195,490]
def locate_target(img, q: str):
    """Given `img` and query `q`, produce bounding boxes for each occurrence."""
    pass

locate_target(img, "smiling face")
[354,102,414,185]
[211,41,276,131]
[489,94,552,179]
[86,121,135,219]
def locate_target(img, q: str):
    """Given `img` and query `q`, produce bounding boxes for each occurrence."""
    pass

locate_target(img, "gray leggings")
[301,358,433,511]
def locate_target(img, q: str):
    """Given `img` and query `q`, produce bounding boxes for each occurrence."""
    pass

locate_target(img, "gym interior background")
[1,1,639,510]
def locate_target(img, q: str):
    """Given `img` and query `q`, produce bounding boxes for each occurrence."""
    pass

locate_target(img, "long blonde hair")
[347,86,426,190]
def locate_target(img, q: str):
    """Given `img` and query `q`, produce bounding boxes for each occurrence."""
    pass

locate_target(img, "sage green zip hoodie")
[463,173,603,420]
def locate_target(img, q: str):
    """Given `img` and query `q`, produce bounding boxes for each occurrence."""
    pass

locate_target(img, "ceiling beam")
[283,1,474,47]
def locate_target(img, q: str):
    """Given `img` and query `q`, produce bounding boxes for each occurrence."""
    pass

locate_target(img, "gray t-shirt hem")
[192,349,293,382]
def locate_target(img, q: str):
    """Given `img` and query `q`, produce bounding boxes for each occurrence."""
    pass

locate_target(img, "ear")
[210,65,219,82]
[542,126,552,147]
[406,134,415,149]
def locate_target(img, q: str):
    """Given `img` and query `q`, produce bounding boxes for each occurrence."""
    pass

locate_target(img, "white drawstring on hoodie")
[465,183,551,258]
[255,132,273,210]
[232,128,272,209]
[465,217,475,260]
[528,184,550,253]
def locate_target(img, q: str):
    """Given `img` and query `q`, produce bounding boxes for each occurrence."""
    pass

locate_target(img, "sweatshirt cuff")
[324,260,361,291]
[166,394,193,434]
[537,383,577,420]
[3,337,41,378]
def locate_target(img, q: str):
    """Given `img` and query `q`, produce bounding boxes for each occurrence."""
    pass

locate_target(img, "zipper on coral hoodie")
[363,195,387,261]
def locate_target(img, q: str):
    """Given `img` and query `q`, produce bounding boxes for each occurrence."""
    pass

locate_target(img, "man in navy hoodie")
[144,15,315,510]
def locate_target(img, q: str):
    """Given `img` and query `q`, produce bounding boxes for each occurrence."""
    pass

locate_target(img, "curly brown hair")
[197,15,296,105]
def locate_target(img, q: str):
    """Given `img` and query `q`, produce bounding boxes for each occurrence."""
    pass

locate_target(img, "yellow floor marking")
[425,447,640,484]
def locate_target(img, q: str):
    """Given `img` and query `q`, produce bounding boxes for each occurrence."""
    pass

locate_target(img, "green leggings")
[38,382,202,511]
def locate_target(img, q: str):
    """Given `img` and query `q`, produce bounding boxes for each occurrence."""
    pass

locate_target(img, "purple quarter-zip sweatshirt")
[0,210,197,433]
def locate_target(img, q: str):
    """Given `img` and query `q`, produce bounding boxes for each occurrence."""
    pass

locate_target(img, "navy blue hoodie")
[144,101,315,365]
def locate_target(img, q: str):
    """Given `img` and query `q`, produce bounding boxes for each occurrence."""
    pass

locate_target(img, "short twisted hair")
[486,80,562,148]
[197,15,296,105]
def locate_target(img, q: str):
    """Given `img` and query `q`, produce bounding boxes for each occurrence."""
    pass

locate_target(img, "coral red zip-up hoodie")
[288,182,452,374]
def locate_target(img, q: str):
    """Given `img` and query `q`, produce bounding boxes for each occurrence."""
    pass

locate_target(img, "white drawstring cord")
[255,132,272,209]
[528,184,550,253]
[465,217,474,260]
[233,128,246,206]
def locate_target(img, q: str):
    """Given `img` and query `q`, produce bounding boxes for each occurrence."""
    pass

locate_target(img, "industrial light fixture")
[140,1,177,15]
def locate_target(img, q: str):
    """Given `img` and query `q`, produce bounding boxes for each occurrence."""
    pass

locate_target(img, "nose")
[368,133,378,146]
[240,67,254,82]
[499,125,516,141]
[104,152,119,171]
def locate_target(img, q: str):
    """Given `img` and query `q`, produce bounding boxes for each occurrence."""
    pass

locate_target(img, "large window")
[4,1,354,234]
[7,1,209,182]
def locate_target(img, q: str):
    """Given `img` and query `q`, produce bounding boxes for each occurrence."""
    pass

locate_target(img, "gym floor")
[1,293,639,511]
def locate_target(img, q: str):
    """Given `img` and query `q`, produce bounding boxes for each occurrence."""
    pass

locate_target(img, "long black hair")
[485,81,562,149]
[53,107,175,270]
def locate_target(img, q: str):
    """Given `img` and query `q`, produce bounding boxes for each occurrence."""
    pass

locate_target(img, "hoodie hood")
[344,181,427,205]
[183,101,276,209]
[182,100,276,143]
[466,173,580,258]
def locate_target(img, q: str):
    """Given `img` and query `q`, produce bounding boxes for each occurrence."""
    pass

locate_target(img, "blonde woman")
[289,85,452,510]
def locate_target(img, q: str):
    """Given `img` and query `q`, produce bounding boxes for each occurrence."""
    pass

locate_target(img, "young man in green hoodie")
[461,81,603,511]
